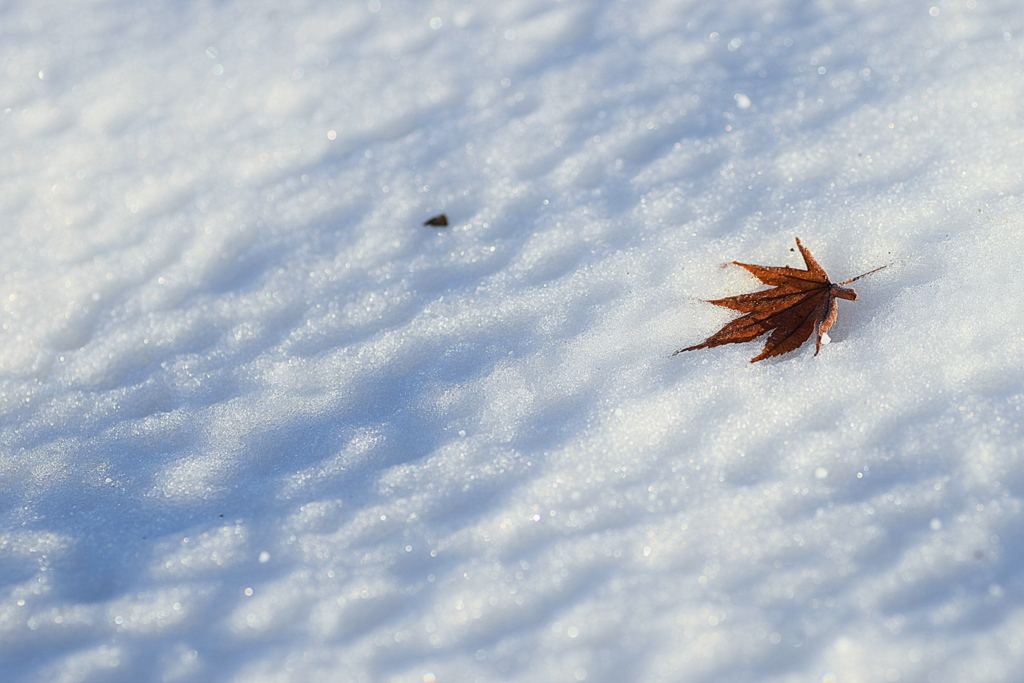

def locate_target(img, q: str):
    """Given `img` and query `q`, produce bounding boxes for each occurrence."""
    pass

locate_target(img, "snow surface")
[3,0,1024,681]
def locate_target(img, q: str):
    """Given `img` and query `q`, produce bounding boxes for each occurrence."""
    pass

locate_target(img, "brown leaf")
[423,214,448,227]
[674,238,885,363]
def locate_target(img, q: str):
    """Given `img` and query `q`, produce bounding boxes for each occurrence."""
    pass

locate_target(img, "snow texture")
[2,0,1024,681]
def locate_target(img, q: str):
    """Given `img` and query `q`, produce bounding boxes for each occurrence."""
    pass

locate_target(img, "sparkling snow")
[3,1,1024,682]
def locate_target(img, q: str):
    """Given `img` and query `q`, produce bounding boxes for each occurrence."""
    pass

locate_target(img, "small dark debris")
[423,214,448,227]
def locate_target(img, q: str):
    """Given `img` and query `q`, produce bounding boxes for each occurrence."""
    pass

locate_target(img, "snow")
[2,0,1024,681]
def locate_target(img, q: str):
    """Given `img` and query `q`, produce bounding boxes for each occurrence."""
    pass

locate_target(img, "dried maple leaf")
[674,238,885,362]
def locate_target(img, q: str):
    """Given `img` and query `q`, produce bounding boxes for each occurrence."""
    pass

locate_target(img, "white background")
[2,1,1024,681]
